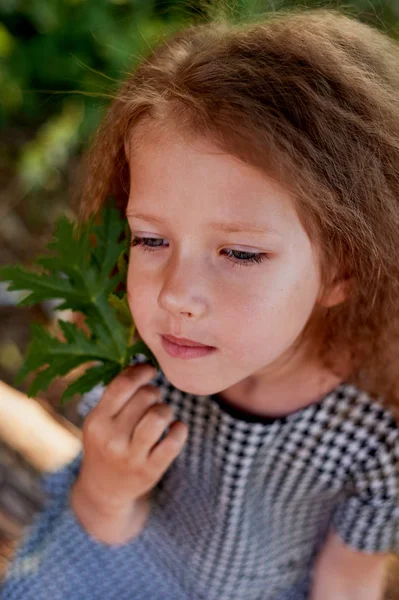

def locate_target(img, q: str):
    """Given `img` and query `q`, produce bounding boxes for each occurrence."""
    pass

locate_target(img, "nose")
[157,255,208,320]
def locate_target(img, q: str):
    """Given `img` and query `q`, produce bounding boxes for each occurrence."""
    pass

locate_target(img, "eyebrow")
[126,212,281,236]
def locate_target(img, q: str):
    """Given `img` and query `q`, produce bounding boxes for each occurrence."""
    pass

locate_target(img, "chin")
[158,362,220,397]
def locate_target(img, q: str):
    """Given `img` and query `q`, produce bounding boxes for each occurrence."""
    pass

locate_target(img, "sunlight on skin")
[125,123,350,418]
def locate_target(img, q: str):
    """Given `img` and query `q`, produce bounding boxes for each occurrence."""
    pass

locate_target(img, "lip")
[162,334,213,348]
[161,335,216,359]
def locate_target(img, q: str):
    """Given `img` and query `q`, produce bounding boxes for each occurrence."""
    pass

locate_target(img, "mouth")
[161,334,214,349]
[160,335,217,360]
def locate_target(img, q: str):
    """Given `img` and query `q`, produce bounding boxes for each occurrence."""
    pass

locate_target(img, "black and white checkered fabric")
[2,354,399,599]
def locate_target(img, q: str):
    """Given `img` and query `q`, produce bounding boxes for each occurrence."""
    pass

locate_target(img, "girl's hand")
[70,363,189,542]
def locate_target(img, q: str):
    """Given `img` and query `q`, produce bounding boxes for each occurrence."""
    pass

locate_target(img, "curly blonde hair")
[78,7,399,412]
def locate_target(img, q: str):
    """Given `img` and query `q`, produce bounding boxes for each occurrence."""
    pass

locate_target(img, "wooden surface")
[0,380,82,472]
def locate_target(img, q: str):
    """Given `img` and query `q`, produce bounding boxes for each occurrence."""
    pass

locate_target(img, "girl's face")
[126,126,330,397]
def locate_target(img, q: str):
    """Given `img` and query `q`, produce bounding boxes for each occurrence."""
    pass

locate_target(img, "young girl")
[2,7,399,599]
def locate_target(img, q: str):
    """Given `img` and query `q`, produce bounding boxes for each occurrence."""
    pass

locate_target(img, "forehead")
[126,123,301,234]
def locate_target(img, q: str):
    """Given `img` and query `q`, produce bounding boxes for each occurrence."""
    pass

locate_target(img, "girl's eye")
[130,236,270,267]
[131,236,165,250]
[222,248,267,265]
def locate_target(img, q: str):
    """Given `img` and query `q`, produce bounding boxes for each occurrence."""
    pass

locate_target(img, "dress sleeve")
[0,360,170,599]
[331,425,399,554]
[0,451,154,599]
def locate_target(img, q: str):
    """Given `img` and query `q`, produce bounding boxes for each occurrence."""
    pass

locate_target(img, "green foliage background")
[1,0,398,206]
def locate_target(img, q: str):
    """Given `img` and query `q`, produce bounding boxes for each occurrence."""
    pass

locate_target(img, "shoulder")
[328,386,399,554]
[329,383,399,474]
[289,382,399,480]
[315,382,398,440]
[340,383,398,445]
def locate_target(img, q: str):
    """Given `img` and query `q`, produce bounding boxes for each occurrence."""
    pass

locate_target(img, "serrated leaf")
[60,362,121,405]
[108,292,134,328]
[0,264,85,307]
[117,250,128,281]
[14,319,122,397]
[39,215,92,277]
[91,204,126,281]
[1,198,154,402]
[86,294,128,357]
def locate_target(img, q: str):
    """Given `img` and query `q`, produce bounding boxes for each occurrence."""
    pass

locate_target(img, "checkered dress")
[2,354,399,599]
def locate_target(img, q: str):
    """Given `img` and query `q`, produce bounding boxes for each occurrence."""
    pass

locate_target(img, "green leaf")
[91,204,126,281]
[15,321,119,397]
[60,362,121,405]
[1,198,155,402]
[0,264,85,308]
[117,249,128,281]
[128,339,160,371]
[108,292,134,328]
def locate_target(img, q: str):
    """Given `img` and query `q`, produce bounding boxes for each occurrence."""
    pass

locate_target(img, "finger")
[94,363,157,419]
[81,383,160,453]
[112,385,162,436]
[130,403,176,459]
[148,421,189,478]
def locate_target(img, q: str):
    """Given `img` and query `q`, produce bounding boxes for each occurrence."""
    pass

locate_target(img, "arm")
[1,364,189,600]
[70,475,151,545]
[0,453,150,599]
[310,528,389,600]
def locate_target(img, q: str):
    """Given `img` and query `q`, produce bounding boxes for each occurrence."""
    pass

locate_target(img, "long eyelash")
[131,237,164,251]
[222,249,267,266]
[130,236,270,266]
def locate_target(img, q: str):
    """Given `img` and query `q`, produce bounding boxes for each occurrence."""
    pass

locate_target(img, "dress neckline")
[210,381,349,425]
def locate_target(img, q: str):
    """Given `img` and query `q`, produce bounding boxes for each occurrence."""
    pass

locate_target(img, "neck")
[218,356,346,419]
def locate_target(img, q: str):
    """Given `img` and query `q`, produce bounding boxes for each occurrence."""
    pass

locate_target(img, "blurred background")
[1,0,399,592]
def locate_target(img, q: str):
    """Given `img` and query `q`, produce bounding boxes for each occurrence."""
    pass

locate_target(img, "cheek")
[228,262,319,344]
[126,266,151,324]
[275,263,321,333]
